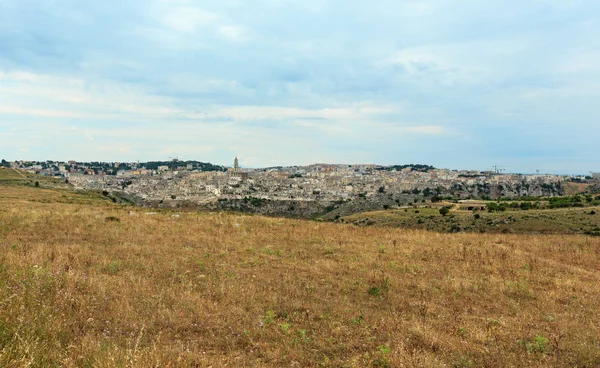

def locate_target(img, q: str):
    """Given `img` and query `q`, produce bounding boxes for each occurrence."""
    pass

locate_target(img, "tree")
[439,207,450,216]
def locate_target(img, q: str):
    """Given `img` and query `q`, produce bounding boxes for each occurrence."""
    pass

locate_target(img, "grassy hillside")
[0,168,109,206]
[343,204,600,235]
[0,167,64,186]
[563,182,591,196]
[1,171,599,367]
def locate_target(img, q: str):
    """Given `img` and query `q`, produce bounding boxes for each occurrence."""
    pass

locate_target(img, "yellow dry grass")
[1,184,599,367]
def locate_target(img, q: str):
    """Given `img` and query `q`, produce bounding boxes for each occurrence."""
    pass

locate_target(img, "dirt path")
[494,242,600,281]
[440,201,462,212]
[11,168,26,178]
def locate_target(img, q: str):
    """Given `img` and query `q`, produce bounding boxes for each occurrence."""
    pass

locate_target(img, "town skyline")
[6,156,571,220]
[3,157,597,177]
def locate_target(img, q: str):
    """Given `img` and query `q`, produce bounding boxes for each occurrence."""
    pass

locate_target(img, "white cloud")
[159,6,219,33]
[0,67,449,164]
[558,49,600,75]
[218,25,249,41]
[142,0,251,44]
[393,125,445,135]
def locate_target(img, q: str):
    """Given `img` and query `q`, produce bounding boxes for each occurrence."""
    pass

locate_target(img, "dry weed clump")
[0,185,599,367]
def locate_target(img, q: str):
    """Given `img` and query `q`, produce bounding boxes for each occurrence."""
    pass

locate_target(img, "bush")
[439,207,450,216]
[243,197,266,207]
[487,202,507,212]
[450,225,462,233]
[519,202,532,210]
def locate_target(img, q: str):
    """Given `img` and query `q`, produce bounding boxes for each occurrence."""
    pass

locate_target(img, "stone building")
[229,156,249,180]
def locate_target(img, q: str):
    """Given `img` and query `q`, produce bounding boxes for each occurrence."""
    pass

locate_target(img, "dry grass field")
[1,170,600,367]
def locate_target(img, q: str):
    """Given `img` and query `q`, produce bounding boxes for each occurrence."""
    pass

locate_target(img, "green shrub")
[519,335,551,355]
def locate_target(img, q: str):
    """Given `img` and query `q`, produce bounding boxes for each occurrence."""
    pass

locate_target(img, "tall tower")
[234,157,239,172]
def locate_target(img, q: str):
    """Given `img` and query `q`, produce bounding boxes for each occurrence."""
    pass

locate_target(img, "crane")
[492,165,507,174]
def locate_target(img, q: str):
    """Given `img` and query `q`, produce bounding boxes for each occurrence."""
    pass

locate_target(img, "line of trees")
[377,164,436,172]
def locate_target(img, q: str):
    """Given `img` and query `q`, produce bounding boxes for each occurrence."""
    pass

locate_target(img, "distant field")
[1,172,600,367]
[0,167,65,186]
[0,168,108,206]
[344,204,600,236]
[0,167,33,183]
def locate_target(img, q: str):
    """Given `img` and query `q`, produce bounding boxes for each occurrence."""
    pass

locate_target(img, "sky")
[1,0,599,174]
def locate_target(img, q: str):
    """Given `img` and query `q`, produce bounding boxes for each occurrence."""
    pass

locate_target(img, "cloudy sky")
[1,0,599,173]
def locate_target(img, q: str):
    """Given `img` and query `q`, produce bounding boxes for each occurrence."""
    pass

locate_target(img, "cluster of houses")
[49,158,572,204]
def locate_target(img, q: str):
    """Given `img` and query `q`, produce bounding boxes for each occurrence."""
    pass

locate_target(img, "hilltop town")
[5,157,597,218]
